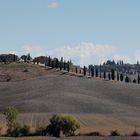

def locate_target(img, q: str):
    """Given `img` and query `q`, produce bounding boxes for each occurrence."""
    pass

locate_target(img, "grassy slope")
[0,63,57,82]
[0,63,140,134]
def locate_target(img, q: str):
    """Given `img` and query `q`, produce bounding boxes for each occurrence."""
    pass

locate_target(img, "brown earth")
[0,136,140,140]
[0,63,140,135]
[0,63,59,82]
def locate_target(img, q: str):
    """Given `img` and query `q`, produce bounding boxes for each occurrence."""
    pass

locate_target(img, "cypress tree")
[75,67,78,73]
[99,65,102,78]
[111,69,115,80]
[55,58,59,68]
[91,68,94,77]
[51,60,54,68]
[60,61,62,71]
[63,61,66,70]
[48,56,51,66]
[117,71,119,81]
[83,66,86,76]
[120,73,124,82]
[95,69,98,77]
[27,53,31,61]
[88,65,91,76]
[67,62,70,72]
[138,73,140,84]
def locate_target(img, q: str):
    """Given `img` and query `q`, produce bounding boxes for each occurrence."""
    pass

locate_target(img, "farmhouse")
[0,54,18,63]
[33,56,48,64]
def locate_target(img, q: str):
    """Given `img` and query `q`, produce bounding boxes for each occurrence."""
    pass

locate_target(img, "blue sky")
[0,0,140,65]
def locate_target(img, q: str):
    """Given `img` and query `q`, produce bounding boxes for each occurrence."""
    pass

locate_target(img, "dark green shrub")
[7,123,22,137]
[20,125,30,136]
[7,123,30,137]
[84,131,102,136]
[131,131,140,136]
[46,114,62,137]
[61,115,80,136]
[35,127,46,136]
[3,106,19,136]
[110,130,120,136]
[47,114,80,137]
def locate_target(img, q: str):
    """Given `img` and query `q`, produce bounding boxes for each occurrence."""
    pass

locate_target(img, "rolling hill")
[0,63,140,134]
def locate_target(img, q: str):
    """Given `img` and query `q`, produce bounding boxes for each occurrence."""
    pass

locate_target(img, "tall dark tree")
[75,67,78,73]
[95,69,98,77]
[83,66,86,76]
[99,65,102,78]
[117,71,119,81]
[138,72,140,84]
[51,60,54,68]
[91,68,94,77]
[88,65,91,76]
[120,73,124,82]
[63,61,66,70]
[67,62,70,72]
[111,69,115,80]
[27,53,31,62]
[55,58,59,68]
[103,71,106,79]
[48,56,51,66]
[60,61,62,71]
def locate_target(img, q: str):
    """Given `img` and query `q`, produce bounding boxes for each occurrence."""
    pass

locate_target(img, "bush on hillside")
[7,123,30,137]
[35,127,46,136]
[46,114,62,137]
[110,130,120,136]
[0,126,2,136]
[20,124,30,136]
[46,114,80,137]
[3,106,19,136]
[131,131,140,136]
[61,115,80,136]
[82,131,103,136]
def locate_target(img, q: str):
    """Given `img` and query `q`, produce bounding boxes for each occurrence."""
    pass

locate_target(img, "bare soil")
[0,136,140,140]
[0,63,140,135]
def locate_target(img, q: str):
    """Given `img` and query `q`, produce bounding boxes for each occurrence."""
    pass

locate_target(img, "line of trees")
[46,56,72,72]
[46,56,140,84]
[1,53,140,84]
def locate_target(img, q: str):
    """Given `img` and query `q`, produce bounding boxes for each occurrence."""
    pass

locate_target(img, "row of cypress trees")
[46,56,140,84]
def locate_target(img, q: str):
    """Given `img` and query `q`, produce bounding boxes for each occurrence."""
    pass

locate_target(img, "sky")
[0,0,140,66]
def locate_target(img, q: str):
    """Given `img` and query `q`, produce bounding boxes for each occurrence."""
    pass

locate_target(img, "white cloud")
[20,46,46,57]
[113,54,132,63]
[48,2,59,9]
[48,42,116,66]
[11,43,140,66]
[134,50,140,62]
